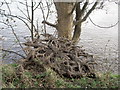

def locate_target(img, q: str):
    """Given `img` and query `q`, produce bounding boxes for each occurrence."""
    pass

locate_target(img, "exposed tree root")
[22,35,97,79]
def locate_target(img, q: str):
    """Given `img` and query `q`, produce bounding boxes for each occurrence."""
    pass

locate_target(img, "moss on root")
[2,63,120,88]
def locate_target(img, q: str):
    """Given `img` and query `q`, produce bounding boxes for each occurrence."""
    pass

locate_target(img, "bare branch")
[18,1,31,7]
[34,19,40,39]
[10,25,27,56]
[39,2,47,34]
[74,1,98,25]
[3,14,31,31]
[18,0,32,20]
[89,17,118,28]
[4,0,11,14]
[46,1,50,20]
[81,1,89,16]
[2,49,26,59]
[0,21,27,56]
[81,1,98,22]
[34,2,41,10]
[42,20,56,28]
[17,6,30,22]
[25,0,30,20]
[33,1,36,7]
[31,0,34,41]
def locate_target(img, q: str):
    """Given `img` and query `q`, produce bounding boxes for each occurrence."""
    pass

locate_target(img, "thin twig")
[10,25,27,56]
[89,17,118,28]
[25,0,30,20]
[31,0,34,41]
[3,14,31,31]
[18,1,31,7]
[0,21,27,56]
[4,0,11,15]
[39,2,47,35]
[17,6,30,22]
[2,49,26,59]
[46,1,50,20]
[34,2,41,10]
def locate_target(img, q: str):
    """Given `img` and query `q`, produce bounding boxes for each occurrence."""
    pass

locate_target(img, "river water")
[0,1,119,74]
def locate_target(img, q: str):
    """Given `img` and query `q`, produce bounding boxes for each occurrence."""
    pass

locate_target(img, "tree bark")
[54,2,75,39]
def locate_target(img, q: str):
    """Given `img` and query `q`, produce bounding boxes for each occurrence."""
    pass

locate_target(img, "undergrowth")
[2,63,120,88]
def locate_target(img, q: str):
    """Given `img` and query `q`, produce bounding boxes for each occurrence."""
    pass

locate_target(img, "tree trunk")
[54,2,75,40]
[53,2,97,43]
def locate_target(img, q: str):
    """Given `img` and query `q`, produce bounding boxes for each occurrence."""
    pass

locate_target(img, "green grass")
[2,63,120,88]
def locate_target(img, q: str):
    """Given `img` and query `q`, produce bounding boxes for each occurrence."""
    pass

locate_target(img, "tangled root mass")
[23,35,97,79]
